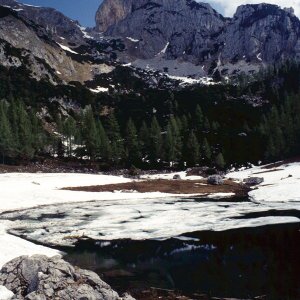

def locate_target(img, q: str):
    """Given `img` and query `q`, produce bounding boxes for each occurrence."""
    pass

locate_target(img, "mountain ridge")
[95,0,300,77]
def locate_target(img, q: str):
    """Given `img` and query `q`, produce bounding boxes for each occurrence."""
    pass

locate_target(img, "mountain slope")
[95,0,300,77]
[0,2,116,84]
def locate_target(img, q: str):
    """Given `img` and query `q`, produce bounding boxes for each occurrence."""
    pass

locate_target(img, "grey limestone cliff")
[95,0,300,76]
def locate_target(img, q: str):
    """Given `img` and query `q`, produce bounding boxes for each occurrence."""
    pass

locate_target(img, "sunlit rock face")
[220,4,300,64]
[95,0,300,75]
[96,0,226,61]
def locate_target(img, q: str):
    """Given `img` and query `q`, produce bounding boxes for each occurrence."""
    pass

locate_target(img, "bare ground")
[62,179,249,197]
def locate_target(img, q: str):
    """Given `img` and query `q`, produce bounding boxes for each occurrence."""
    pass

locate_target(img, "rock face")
[0,0,85,44]
[0,255,131,300]
[0,4,114,84]
[95,0,134,33]
[95,0,300,75]
[220,4,300,64]
[97,0,225,60]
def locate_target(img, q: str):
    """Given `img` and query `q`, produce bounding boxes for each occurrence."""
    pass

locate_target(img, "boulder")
[0,255,133,300]
[243,177,264,186]
[173,174,182,180]
[207,175,224,185]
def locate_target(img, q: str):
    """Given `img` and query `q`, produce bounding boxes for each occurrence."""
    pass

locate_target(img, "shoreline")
[0,162,299,299]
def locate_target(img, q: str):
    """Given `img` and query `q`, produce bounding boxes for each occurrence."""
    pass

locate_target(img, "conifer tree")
[195,105,204,133]
[204,117,211,132]
[125,118,140,166]
[203,138,212,161]
[0,102,13,163]
[215,152,226,169]
[17,102,34,158]
[164,122,175,163]
[106,113,124,162]
[96,120,111,161]
[185,131,200,167]
[63,117,77,157]
[83,107,98,160]
[138,121,150,158]
[149,116,162,162]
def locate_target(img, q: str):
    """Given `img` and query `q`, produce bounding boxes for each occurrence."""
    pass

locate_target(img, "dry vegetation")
[63,179,249,197]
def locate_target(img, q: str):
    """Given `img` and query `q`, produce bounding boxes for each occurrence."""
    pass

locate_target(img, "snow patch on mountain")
[57,43,78,54]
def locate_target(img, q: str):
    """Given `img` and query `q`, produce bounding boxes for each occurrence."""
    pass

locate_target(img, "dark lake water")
[64,223,300,300]
[1,196,299,299]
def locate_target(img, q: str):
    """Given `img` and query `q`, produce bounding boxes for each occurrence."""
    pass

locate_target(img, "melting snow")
[257,53,262,61]
[57,43,78,55]
[157,42,170,56]
[126,37,139,43]
[166,74,216,86]
[0,163,299,266]
[89,86,109,93]
[0,285,14,300]
[78,26,93,39]
[227,162,300,203]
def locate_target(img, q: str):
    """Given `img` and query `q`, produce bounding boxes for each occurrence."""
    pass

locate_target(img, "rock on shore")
[0,255,134,300]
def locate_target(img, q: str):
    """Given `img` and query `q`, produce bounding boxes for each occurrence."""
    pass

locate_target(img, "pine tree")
[125,118,140,166]
[83,107,98,160]
[63,117,77,157]
[96,120,111,161]
[17,102,34,158]
[9,99,20,151]
[138,121,150,159]
[164,122,175,163]
[204,117,211,132]
[106,113,124,162]
[149,116,162,163]
[0,102,13,163]
[185,131,200,167]
[215,152,226,169]
[212,121,220,132]
[170,116,182,161]
[29,110,45,153]
[203,138,212,161]
[195,105,204,133]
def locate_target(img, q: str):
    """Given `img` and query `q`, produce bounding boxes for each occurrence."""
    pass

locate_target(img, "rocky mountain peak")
[96,0,225,60]
[95,0,134,32]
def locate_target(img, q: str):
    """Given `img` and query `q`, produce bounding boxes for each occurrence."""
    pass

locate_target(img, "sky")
[19,0,300,27]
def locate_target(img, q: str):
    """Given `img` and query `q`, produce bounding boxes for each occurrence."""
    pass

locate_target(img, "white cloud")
[206,0,300,18]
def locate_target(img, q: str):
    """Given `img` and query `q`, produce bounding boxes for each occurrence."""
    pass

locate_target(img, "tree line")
[0,99,45,163]
[54,106,226,169]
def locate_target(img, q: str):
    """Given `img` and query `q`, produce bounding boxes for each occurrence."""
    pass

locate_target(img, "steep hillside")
[96,0,300,78]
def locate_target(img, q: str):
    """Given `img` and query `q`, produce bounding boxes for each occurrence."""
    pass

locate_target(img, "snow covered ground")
[0,164,299,297]
[0,171,219,273]
[227,162,300,203]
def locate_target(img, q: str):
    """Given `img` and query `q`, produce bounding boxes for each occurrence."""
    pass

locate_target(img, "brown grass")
[62,179,249,197]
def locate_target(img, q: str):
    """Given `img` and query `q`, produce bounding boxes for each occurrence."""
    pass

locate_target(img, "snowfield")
[0,172,226,271]
[227,162,300,203]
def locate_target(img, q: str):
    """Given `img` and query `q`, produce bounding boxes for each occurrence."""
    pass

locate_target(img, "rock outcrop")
[220,4,300,64]
[0,0,85,44]
[97,0,225,61]
[95,0,300,76]
[0,255,133,300]
[243,177,264,186]
[207,175,224,185]
[0,4,114,84]
[95,0,134,33]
